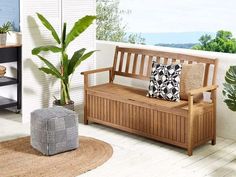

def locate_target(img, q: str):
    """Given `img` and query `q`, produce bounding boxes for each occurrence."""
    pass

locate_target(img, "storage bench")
[81,46,218,156]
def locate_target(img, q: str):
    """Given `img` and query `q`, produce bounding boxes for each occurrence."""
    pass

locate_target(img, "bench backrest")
[112,46,218,86]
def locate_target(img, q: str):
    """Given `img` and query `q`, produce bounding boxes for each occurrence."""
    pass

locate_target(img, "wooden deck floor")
[0,112,235,177]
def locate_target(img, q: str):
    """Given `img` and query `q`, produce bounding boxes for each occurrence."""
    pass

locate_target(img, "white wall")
[20,0,96,123]
[96,40,236,140]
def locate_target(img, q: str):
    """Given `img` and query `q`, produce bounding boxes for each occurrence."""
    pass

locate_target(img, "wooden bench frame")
[81,46,218,156]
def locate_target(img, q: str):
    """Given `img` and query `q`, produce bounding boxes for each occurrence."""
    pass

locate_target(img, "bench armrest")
[188,85,218,96]
[81,67,113,75]
[81,67,114,88]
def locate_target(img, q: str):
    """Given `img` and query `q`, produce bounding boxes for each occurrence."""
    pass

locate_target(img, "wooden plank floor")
[0,111,235,177]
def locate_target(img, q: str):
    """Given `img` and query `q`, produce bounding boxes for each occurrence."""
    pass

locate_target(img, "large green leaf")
[223,66,236,112]
[36,55,62,79]
[32,45,61,55]
[225,66,236,84]
[68,50,96,75]
[68,48,86,75]
[39,67,61,79]
[224,99,236,111]
[37,13,61,44]
[62,23,67,48]
[65,16,96,48]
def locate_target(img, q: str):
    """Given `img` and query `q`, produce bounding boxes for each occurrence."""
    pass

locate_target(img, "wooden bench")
[81,46,218,155]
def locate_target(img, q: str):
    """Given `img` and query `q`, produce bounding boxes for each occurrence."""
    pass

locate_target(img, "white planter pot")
[0,33,7,45]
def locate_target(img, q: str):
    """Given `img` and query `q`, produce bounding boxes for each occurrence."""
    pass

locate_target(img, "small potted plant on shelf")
[223,66,236,111]
[32,13,96,110]
[0,22,12,45]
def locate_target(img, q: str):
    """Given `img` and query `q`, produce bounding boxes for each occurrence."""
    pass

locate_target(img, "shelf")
[0,96,17,109]
[0,44,22,49]
[0,77,17,86]
[0,46,21,63]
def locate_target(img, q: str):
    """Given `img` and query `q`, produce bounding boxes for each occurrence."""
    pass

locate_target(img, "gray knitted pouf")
[30,106,78,156]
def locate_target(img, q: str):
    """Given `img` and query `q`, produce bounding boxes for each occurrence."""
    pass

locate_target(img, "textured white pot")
[0,33,7,45]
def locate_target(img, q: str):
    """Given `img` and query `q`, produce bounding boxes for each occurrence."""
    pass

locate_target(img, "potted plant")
[223,66,236,111]
[32,13,96,110]
[0,22,12,45]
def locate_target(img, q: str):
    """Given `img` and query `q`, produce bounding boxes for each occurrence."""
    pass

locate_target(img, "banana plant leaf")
[36,55,62,78]
[39,67,62,79]
[62,23,67,48]
[68,50,96,75]
[68,48,86,75]
[65,16,96,48]
[32,45,61,55]
[37,13,61,44]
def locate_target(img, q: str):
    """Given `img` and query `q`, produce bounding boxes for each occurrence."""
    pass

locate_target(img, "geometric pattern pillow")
[147,62,182,102]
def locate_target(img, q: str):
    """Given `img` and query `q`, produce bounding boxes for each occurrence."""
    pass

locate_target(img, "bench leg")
[83,75,89,125]
[211,138,216,145]
[187,147,193,156]
[187,95,194,156]
[84,118,88,125]
[84,106,88,125]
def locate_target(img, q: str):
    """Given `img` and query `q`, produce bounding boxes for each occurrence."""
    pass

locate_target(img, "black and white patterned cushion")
[147,62,182,101]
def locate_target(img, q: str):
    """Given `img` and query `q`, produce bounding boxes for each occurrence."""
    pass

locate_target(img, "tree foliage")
[192,30,236,53]
[96,0,145,44]
[127,33,145,44]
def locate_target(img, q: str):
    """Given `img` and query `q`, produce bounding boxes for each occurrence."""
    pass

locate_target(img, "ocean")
[128,32,215,46]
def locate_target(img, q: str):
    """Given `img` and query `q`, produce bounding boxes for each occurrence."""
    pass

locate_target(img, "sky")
[119,0,236,34]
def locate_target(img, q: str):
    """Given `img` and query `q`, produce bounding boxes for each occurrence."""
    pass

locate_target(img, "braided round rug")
[0,136,113,177]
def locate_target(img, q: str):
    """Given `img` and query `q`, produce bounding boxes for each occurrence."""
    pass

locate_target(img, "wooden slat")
[117,101,120,125]
[173,115,177,141]
[118,52,125,72]
[113,46,119,71]
[181,116,185,143]
[147,56,153,77]
[139,55,146,75]
[150,109,154,135]
[154,110,158,136]
[132,54,139,74]
[163,57,168,64]
[143,108,147,132]
[177,116,181,142]
[125,53,132,73]
[169,114,173,140]
[130,106,133,130]
[212,59,219,85]
[158,111,161,137]
[188,60,193,64]
[156,56,161,63]
[204,63,210,86]
[147,109,150,134]
[172,58,177,63]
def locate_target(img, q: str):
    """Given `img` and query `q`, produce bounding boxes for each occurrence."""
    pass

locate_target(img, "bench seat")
[87,83,188,109]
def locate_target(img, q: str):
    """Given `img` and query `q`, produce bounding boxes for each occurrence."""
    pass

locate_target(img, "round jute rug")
[0,136,113,177]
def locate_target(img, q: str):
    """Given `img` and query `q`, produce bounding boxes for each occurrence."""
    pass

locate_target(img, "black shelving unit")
[0,45,21,113]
